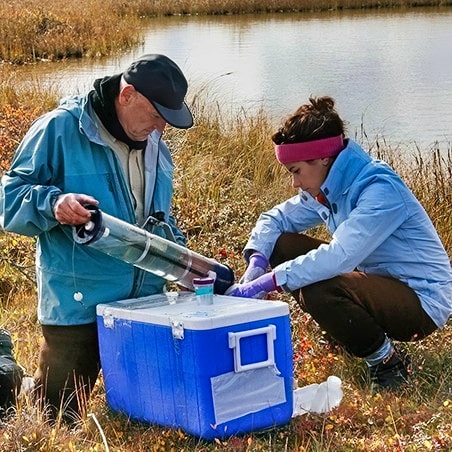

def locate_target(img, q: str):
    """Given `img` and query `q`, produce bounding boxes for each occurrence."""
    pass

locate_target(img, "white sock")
[364,336,393,367]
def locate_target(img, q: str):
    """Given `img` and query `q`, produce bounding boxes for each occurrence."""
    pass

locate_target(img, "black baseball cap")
[123,54,193,129]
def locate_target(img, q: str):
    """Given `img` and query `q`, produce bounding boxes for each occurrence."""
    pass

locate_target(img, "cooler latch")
[102,309,114,329]
[171,320,184,340]
[228,325,276,373]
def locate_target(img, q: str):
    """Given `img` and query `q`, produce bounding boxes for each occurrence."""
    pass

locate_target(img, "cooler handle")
[228,325,276,373]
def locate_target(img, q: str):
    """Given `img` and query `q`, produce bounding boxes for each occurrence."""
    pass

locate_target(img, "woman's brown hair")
[272,96,345,145]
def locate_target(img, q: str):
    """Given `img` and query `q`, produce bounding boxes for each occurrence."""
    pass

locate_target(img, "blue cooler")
[96,292,293,440]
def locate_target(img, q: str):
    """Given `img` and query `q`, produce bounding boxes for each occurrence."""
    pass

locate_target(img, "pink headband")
[275,135,344,164]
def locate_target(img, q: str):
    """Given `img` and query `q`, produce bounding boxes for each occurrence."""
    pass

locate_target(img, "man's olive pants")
[34,323,100,422]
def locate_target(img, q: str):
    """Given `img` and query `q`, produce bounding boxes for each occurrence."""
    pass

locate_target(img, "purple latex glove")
[239,252,269,284]
[225,272,277,299]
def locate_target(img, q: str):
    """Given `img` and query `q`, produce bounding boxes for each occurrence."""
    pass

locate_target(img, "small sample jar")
[192,277,214,305]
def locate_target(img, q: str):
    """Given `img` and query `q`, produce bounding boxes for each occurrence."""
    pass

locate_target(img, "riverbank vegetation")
[0,74,451,449]
[1,0,452,63]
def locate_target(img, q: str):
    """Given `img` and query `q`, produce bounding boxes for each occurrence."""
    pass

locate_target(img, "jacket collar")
[321,139,372,202]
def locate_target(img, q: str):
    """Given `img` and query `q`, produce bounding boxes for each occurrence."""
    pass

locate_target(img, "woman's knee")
[300,277,344,311]
[270,233,326,267]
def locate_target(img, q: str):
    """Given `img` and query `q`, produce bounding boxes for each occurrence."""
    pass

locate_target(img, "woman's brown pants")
[270,233,437,357]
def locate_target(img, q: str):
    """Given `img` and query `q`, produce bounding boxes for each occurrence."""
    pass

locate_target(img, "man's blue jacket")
[0,95,185,325]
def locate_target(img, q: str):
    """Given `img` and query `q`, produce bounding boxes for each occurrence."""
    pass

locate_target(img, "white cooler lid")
[96,292,289,330]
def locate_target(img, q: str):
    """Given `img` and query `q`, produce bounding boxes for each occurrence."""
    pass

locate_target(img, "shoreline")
[0,1,451,63]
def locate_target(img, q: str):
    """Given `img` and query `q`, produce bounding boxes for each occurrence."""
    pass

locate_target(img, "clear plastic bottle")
[292,375,343,416]
[193,277,215,305]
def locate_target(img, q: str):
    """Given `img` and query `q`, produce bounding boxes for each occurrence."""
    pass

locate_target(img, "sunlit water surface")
[17,8,452,149]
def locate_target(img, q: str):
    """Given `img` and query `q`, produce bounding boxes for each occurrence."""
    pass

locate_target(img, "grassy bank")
[0,0,451,63]
[0,78,451,450]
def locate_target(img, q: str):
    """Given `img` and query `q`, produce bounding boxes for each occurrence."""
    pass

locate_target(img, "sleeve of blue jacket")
[273,179,409,291]
[0,113,63,236]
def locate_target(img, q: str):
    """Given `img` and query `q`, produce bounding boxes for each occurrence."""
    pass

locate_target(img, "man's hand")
[225,272,278,299]
[239,252,269,284]
[53,193,98,225]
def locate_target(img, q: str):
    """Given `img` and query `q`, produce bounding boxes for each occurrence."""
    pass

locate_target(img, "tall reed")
[0,0,144,63]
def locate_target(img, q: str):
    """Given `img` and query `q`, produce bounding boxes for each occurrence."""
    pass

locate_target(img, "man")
[0,54,193,421]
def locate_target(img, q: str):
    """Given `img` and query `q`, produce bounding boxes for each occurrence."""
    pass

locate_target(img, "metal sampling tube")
[72,205,235,295]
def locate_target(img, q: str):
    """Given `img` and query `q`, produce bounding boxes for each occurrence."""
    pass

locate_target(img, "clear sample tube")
[73,205,234,294]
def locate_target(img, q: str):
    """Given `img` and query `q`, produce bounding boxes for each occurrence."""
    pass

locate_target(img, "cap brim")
[151,100,193,129]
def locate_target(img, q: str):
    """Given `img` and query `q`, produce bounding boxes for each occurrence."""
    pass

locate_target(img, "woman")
[226,96,451,391]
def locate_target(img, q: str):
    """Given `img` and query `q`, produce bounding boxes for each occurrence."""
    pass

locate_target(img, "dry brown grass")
[1,292,450,451]
[0,0,145,63]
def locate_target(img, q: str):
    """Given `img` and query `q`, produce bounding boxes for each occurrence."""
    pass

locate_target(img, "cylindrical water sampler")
[73,205,234,294]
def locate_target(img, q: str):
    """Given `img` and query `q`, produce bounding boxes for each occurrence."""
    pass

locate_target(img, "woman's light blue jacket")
[0,95,185,325]
[245,139,451,328]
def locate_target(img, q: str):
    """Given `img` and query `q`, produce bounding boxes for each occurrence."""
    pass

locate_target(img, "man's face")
[117,86,167,141]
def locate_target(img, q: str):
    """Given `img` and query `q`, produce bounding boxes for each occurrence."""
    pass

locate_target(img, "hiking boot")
[369,347,410,391]
[0,329,24,415]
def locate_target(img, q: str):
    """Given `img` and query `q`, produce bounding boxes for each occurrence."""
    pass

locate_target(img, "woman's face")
[284,158,331,197]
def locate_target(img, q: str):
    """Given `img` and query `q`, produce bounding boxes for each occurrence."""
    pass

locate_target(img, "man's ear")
[117,84,135,106]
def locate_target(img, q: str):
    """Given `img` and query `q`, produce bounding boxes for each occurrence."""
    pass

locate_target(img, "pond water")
[18,7,452,149]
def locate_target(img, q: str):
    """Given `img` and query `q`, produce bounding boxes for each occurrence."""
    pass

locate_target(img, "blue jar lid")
[192,277,214,285]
